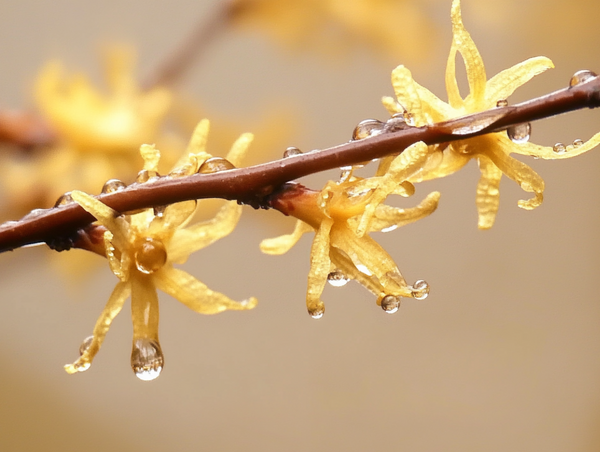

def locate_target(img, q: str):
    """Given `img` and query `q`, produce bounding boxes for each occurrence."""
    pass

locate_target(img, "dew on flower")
[131,338,164,381]
[327,269,349,287]
[134,237,167,274]
[308,304,325,319]
[410,280,429,300]
[572,139,584,148]
[153,205,167,218]
[553,142,567,154]
[198,157,236,173]
[507,123,531,144]
[496,99,508,107]
[352,119,385,140]
[79,336,94,356]
[136,169,160,183]
[101,179,127,194]
[380,294,401,314]
[283,146,303,158]
[569,69,597,87]
[54,192,74,207]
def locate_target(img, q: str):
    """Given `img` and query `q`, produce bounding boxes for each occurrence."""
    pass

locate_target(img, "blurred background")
[0,0,599,450]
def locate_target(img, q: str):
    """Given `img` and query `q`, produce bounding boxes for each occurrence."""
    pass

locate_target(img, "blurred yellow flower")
[261,142,439,317]
[381,0,600,228]
[0,47,179,216]
[230,0,434,62]
[64,121,257,380]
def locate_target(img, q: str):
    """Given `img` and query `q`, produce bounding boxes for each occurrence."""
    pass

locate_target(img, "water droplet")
[327,269,349,287]
[496,99,508,107]
[102,179,127,194]
[403,111,415,126]
[283,146,303,158]
[136,169,160,184]
[572,139,584,148]
[54,192,73,207]
[569,70,597,87]
[79,336,93,356]
[410,280,429,300]
[553,142,566,154]
[134,237,167,274]
[153,205,167,218]
[507,123,531,144]
[198,157,235,174]
[352,119,385,140]
[380,295,401,314]
[383,115,409,133]
[380,224,398,233]
[131,338,164,381]
[308,304,325,319]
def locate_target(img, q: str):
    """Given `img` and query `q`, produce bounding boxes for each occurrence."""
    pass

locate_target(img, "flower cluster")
[262,142,440,316]
[0,47,179,216]
[380,0,600,229]
[64,120,257,380]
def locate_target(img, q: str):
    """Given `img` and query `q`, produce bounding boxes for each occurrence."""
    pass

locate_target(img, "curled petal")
[260,220,313,255]
[306,219,333,314]
[64,281,130,374]
[448,0,486,107]
[104,230,129,281]
[486,57,554,104]
[71,190,130,249]
[168,201,241,263]
[510,131,600,160]
[363,191,441,233]
[329,246,385,296]
[154,266,257,314]
[486,138,545,210]
[476,156,503,229]
[355,141,430,236]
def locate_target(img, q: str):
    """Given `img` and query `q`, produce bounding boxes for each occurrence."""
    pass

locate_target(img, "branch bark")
[0,76,599,253]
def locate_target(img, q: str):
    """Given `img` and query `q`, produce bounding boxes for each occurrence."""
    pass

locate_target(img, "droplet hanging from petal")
[507,123,531,144]
[308,303,325,319]
[327,269,349,287]
[134,238,167,274]
[380,295,401,314]
[410,280,429,300]
[131,338,164,381]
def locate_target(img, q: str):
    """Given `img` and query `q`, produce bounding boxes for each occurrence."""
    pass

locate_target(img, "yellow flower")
[0,46,178,216]
[261,142,440,317]
[64,121,257,380]
[381,0,600,229]
[230,0,433,62]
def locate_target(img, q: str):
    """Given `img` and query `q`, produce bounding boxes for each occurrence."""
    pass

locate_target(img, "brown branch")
[0,77,599,253]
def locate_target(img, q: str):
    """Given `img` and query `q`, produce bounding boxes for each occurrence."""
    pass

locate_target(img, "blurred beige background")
[1,0,599,451]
